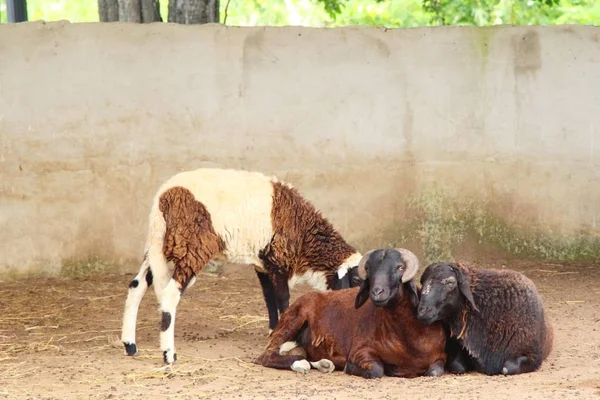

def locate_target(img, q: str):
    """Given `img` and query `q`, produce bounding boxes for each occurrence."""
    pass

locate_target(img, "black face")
[354,249,404,309]
[334,266,362,290]
[347,266,362,288]
[417,262,469,324]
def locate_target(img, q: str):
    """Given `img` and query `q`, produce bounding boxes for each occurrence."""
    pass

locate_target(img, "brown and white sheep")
[120,168,363,364]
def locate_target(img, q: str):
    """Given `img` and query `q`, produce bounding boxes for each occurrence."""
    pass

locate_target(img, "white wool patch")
[289,270,328,291]
[337,252,363,278]
[144,204,171,297]
[422,281,433,295]
[156,168,276,270]
[279,341,299,355]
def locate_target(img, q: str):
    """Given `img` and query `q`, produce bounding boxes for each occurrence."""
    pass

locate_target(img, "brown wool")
[266,182,356,282]
[159,186,226,286]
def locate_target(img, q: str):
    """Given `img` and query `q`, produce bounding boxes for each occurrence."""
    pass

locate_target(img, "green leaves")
[18,0,600,28]
[321,0,345,19]
[421,0,569,26]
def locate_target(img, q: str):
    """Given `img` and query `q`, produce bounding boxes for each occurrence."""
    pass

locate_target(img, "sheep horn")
[357,249,377,280]
[394,248,420,283]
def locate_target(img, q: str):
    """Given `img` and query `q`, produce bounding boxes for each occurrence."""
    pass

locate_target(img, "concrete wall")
[1,21,599,278]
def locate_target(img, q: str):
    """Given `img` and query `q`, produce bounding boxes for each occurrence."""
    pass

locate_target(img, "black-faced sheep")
[416,262,553,376]
[121,168,363,364]
[255,248,447,379]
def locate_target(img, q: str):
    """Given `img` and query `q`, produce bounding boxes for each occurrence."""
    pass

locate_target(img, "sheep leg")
[501,355,539,375]
[121,255,154,356]
[158,272,195,365]
[262,259,290,315]
[255,270,280,333]
[345,351,384,379]
[445,337,474,374]
[274,277,290,314]
[344,360,384,379]
[267,264,298,352]
[425,359,446,377]
[254,302,309,373]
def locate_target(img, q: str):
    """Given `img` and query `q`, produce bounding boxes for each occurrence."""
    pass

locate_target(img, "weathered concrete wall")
[1,22,599,277]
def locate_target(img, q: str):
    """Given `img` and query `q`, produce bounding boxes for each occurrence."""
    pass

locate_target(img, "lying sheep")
[255,248,447,379]
[121,168,363,364]
[417,262,553,376]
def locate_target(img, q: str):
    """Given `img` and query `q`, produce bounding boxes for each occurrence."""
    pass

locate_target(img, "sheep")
[254,248,448,379]
[120,167,364,364]
[416,261,554,376]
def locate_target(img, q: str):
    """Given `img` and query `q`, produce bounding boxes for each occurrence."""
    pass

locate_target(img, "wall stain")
[513,30,542,75]
[239,29,267,98]
[359,29,390,59]
[473,26,497,76]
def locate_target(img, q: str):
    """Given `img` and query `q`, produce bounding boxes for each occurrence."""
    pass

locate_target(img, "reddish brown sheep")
[255,248,447,379]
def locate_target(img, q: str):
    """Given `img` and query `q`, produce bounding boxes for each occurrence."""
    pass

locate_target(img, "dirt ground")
[0,260,599,400]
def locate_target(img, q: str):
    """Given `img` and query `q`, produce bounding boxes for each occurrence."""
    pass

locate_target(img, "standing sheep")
[121,168,363,364]
[416,262,553,376]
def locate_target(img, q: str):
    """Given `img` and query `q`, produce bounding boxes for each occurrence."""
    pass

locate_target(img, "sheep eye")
[444,277,457,286]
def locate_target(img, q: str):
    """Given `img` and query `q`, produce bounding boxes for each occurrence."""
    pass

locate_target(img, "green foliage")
[27,0,99,22]
[9,0,600,27]
[421,0,598,26]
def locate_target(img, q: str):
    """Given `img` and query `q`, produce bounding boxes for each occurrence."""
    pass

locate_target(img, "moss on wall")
[60,256,124,279]
[474,26,496,74]
[383,186,600,265]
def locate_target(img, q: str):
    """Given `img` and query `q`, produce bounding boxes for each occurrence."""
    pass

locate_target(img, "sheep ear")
[452,263,479,313]
[354,279,370,309]
[407,280,419,307]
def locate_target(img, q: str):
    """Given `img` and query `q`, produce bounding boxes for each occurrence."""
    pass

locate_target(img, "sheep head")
[354,248,420,309]
[416,262,479,325]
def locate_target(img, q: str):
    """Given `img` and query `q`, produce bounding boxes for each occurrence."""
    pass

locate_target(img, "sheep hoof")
[163,349,177,365]
[425,362,445,377]
[310,359,335,373]
[123,342,138,356]
[291,359,311,374]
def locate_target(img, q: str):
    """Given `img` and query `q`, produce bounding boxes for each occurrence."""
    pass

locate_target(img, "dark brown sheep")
[120,168,363,364]
[417,262,553,376]
[255,248,447,379]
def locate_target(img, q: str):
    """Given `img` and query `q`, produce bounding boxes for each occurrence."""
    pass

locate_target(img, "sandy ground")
[0,260,599,400]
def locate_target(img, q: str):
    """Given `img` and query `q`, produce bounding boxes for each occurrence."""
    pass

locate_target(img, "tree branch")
[223,0,232,24]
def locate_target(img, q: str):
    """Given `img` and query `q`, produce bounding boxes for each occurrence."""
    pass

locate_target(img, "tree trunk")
[98,0,161,23]
[141,0,163,22]
[98,0,119,22]
[119,0,142,22]
[169,0,219,24]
